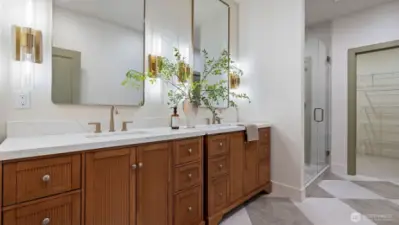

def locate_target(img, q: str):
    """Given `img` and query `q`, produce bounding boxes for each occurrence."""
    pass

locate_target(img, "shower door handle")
[314,108,324,123]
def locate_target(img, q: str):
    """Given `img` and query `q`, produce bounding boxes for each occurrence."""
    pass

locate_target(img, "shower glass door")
[304,38,329,184]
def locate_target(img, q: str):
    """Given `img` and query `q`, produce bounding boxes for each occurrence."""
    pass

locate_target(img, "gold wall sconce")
[229,72,241,89]
[178,62,191,82]
[148,54,165,78]
[148,54,158,77]
[14,26,43,64]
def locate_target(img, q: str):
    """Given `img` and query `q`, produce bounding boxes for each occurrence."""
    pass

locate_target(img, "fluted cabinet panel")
[85,148,135,225]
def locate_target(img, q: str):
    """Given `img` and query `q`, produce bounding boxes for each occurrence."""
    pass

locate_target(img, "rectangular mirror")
[52,0,145,106]
[193,0,230,108]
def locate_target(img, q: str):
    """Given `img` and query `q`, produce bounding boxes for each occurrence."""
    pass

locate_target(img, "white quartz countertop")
[0,122,271,161]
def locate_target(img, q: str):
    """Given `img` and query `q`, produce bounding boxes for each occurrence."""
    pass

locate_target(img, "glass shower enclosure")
[304,38,330,184]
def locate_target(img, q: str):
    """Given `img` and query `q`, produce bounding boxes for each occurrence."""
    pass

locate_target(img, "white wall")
[53,7,144,106]
[0,0,241,133]
[331,0,399,172]
[239,0,305,200]
[0,0,6,142]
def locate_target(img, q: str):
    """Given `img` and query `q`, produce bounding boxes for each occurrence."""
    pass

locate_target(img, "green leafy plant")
[193,49,251,121]
[122,48,191,107]
[122,48,251,122]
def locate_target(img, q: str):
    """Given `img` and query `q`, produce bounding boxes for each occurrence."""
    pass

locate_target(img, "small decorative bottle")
[171,107,180,130]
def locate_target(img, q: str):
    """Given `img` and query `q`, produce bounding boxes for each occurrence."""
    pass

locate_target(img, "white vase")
[183,99,199,128]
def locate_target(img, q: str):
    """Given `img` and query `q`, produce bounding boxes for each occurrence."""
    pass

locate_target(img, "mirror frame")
[191,0,231,109]
[51,0,147,107]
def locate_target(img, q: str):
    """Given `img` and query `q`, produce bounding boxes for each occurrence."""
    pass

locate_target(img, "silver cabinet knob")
[188,173,192,179]
[42,175,50,182]
[42,218,50,225]
[132,164,137,170]
[188,206,193,212]
[138,162,143,168]
[219,164,223,169]
[219,142,223,147]
[188,148,193,154]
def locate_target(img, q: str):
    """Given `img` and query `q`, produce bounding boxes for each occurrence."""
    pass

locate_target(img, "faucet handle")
[122,121,134,132]
[88,122,102,133]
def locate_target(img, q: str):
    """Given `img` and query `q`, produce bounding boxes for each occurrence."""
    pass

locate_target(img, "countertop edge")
[0,123,271,161]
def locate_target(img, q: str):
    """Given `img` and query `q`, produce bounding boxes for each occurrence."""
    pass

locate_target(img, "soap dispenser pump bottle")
[171,107,180,130]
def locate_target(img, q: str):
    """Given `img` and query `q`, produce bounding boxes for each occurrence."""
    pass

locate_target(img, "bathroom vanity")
[0,125,271,225]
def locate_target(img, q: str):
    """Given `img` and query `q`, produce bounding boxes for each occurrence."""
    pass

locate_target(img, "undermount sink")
[86,130,151,139]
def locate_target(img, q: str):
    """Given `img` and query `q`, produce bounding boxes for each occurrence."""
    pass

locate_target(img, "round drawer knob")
[219,193,223,197]
[42,175,51,182]
[138,163,143,168]
[188,173,192,179]
[42,218,50,225]
[188,148,193,154]
[188,206,193,212]
[132,164,137,170]
[219,164,223,169]
[219,142,223,147]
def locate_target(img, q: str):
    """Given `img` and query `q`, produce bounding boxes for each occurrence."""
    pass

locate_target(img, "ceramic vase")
[183,98,198,128]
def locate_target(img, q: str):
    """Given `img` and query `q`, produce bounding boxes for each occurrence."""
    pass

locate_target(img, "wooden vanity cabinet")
[1,153,83,225]
[205,128,271,225]
[0,129,270,225]
[85,139,204,225]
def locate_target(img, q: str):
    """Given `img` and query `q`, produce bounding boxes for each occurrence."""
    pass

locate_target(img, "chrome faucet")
[109,105,119,132]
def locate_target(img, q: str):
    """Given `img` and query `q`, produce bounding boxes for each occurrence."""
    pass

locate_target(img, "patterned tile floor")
[220,171,399,225]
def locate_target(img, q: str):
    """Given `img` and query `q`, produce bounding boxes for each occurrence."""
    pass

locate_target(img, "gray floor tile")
[322,171,344,180]
[246,197,313,225]
[342,199,399,225]
[353,181,399,199]
[306,184,335,198]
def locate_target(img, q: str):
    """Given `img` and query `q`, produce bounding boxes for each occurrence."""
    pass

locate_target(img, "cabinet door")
[229,132,244,203]
[137,142,172,225]
[243,141,259,194]
[86,148,135,225]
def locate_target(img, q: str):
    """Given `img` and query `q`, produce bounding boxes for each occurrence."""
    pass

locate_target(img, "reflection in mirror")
[193,0,229,108]
[52,0,145,106]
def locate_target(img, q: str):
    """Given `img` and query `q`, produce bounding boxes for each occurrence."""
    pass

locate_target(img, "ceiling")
[54,0,144,31]
[306,0,396,26]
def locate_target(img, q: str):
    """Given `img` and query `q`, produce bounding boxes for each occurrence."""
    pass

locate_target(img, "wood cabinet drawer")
[207,135,229,157]
[259,128,270,145]
[174,162,202,192]
[3,192,81,225]
[3,154,81,206]
[208,155,229,179]
[174,186,202,225]
[174,138,202,165]
[208,175,229,215]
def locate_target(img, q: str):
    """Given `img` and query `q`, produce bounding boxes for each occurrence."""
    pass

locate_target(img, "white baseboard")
[269,181,305,202]
[331,163,347,175]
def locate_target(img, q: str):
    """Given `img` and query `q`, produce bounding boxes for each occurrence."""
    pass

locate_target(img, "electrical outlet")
[15,92,31,109]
